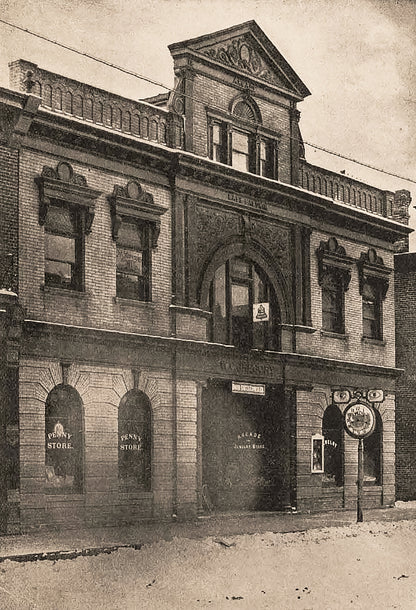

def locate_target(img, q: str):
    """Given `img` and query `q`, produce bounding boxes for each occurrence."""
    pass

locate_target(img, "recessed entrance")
[202,381,288,512]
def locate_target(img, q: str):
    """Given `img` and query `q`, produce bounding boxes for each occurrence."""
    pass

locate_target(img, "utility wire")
[1,17,415,185]
[0,17,170,91]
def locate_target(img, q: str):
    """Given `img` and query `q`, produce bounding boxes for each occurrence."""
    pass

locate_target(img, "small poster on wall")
[311,434,324,473]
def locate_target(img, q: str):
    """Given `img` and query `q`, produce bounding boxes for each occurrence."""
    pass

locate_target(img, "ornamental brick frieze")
[203,36,282,87]
[243,217,290,275]
[194,205,241,267]
[191,202,290,285]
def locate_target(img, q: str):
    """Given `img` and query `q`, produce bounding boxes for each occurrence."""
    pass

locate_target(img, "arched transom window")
[209,256,280,351]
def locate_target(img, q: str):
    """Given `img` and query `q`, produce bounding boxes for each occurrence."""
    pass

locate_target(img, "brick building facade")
[0,21,412,532]
[395,253,416,500]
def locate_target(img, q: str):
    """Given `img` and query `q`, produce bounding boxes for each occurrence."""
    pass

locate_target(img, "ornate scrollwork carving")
[357,248,391,299]
[204,36,281,86]
[316,237,354,290]
[107,179,166,248]
[35,162,101,233]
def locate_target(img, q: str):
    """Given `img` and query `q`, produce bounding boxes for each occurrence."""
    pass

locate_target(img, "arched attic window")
[45,384,84,493]
[118,390,152,491]
[208,256,281,351]
[208,96,278,179]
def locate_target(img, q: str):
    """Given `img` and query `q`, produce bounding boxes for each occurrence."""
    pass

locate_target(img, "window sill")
[361,336,386,347]
[41,284,88,298]
[114,296,155,308]
[320,329,349,340]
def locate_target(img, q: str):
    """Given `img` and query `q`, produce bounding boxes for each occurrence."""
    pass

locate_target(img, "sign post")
[344,402,376,523]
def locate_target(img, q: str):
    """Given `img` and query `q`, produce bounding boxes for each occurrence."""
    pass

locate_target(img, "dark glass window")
[45,385,83,493]
[362,282,382,339]
[116,220,150,301]
[364,410,382,485]
[45,204,82,290]
[209,257,280,351]
[322,405,343,486]
[322,272,344,333]
[118,390,151,490]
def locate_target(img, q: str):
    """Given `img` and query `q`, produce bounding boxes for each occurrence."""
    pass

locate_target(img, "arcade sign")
[232,381,265,396]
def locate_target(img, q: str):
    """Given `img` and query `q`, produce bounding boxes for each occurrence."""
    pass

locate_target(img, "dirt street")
[1,520,415,609]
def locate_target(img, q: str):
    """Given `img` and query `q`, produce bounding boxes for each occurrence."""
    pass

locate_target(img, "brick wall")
[18,358,188,529]
[19,148,172,336]
[296,230,396,368]
[0,144,19,291]
[395,253,416,500]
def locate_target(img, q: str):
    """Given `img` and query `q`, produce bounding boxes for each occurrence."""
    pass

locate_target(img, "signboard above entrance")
[232,381,266,396]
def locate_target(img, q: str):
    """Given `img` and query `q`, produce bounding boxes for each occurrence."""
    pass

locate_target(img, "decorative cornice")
[107,180,166,247]
[35,161,101,233]
[316,237,354,290]
[357,248,391,299]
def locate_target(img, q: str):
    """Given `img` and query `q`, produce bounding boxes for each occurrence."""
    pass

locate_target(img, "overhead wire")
[1,16,414,185]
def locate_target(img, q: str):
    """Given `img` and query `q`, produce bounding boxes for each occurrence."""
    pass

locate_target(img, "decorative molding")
[357,248,391,299]
[35,161,101,233]
[107,180,166,247]
[316,237,354,290]
[203,36,282,87]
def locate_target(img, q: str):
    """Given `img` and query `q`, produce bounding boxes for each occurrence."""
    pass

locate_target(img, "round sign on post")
[343,402,376,523]
[344,402,376,439]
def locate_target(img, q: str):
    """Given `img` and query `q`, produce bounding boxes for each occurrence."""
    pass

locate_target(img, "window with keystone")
[208,98,278,179]
[209,256,280,351]
[108,180,166,301]
[358,248,391,341]
[45,384,84,494]
[317,237,353,335]
[36,161,101,291]
[118,390,151,490]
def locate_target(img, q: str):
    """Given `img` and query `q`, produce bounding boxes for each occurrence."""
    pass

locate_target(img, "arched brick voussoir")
[113,372,133,400]
[139,374,163,410]
[71,372,91,400]
[80,387,120,408]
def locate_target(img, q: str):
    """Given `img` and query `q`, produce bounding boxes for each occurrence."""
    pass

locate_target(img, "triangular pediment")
[169,21,310,99]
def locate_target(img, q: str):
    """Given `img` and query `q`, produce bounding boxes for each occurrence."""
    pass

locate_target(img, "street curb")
[0,543,142,564]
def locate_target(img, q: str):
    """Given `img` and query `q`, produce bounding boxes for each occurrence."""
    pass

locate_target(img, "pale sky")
[1,0,415,247]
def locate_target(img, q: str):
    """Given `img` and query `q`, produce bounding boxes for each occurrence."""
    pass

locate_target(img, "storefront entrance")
[202,381,288,512]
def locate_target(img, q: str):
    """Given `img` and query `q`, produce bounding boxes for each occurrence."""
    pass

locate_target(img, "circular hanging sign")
[344,402,376,439]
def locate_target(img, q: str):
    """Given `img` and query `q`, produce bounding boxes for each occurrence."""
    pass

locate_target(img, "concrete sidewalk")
[1,503,416,562]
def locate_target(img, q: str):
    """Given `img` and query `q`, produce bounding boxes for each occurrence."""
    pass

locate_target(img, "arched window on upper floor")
[208,256,281,351]
[208,96,278,180]
[118,390,152,491]
[45,384,84,494]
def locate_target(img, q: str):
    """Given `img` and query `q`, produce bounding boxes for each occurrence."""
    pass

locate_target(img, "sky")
[1,0,415,247]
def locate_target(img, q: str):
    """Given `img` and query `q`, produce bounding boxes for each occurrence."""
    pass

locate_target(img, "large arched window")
[45,385,83,493]
[364,409,382,485]
[118,390,152,491]
[209,256,280,351]
[322,405,343,486]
